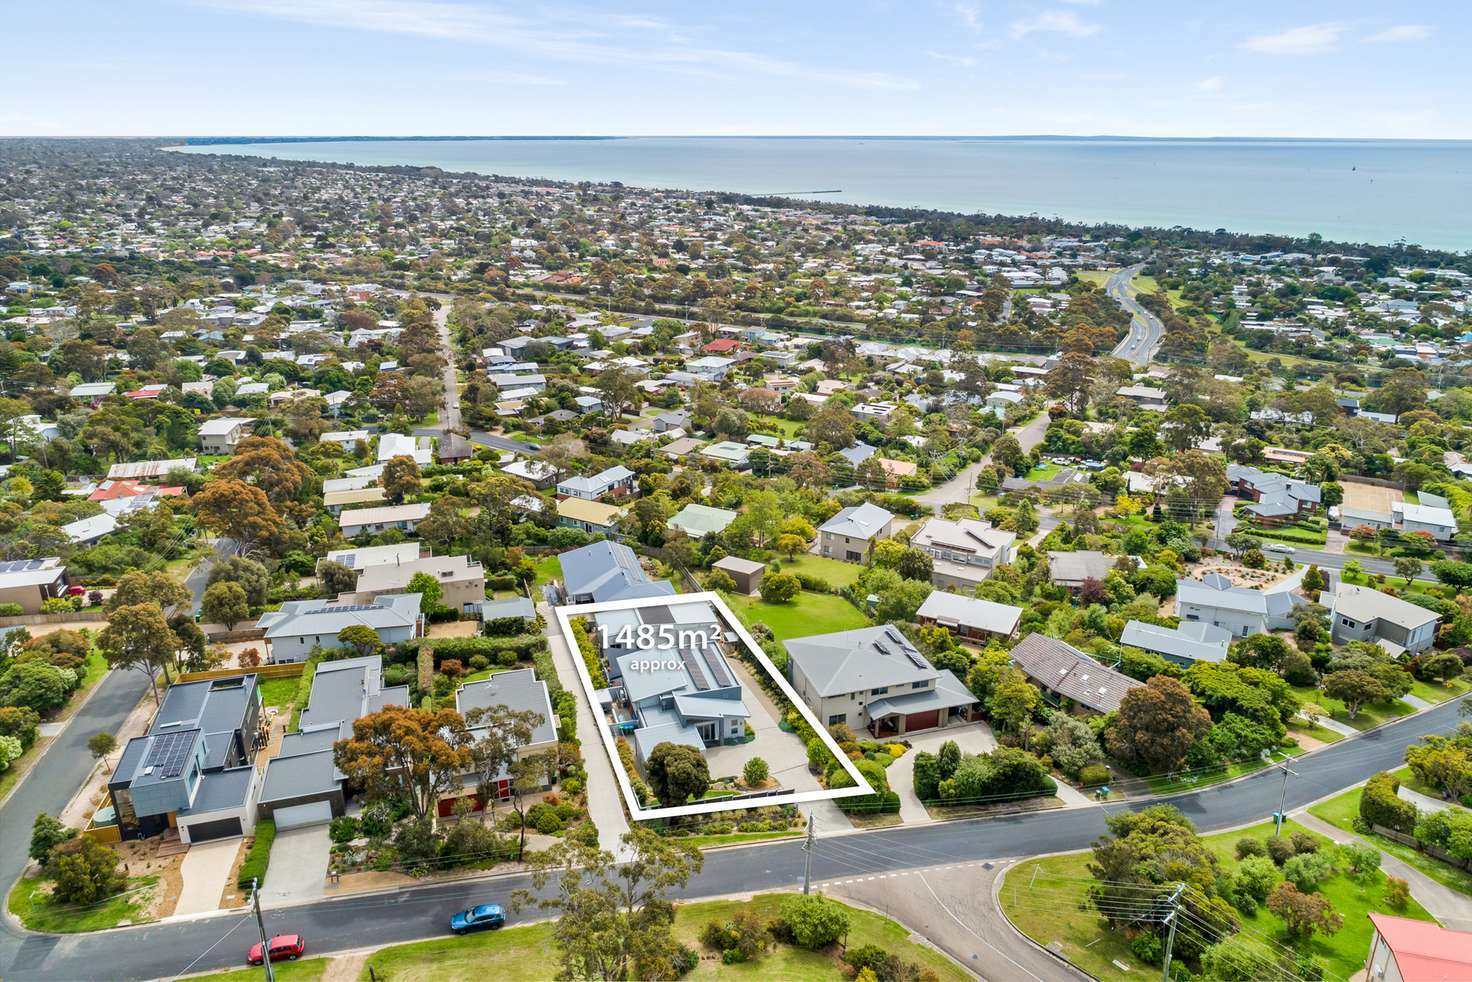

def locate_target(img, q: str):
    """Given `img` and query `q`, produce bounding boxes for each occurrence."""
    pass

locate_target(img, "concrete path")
[1051,781,1095,809]
[1402,694,1433,711]
[261,826,331,905]
[540,601,631,858]
[1304,713,1358,738]
[826,858,1086,981]
[174,839,239,915]
[1292,811,1472,932]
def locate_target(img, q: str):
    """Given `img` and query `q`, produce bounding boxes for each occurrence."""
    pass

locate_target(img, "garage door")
[273,800,333,831]
[903,710,941,732]
[185,817,243,842]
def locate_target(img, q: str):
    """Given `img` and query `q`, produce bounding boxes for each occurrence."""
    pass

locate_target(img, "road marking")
[918,872,1047,982]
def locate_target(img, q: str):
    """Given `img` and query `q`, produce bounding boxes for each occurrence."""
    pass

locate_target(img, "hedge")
[237,819,276,888]
[401,634,546,667]
[1361,771,1418,834]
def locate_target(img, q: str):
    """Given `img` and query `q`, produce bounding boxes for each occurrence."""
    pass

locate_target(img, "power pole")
[1274,759,1299,838]
[801,811,816,895]
[1159,882,1186,982]
[250,877,276,982]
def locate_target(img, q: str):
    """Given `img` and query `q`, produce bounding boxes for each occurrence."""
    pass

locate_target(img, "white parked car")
[1264,543,1296,554]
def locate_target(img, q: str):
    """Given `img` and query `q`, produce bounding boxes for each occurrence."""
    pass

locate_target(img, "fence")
[1342,475,1406,490]
[0,610,106,627]
[177,663,305,683]
[1372,823,1472,871]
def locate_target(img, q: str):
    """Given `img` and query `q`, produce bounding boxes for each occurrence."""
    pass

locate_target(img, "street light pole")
[251,877,275,982]
[1274,758,1298,838]
[801,811,816,895]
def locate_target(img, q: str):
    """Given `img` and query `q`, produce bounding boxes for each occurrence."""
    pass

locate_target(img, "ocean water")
[175,137,1472,251]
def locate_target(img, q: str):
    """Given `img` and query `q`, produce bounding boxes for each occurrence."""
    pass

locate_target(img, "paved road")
[430,300,462,435]
[183,537,237,616]
[5,691,1464,981]
[0,670,153,962]
[1107,264,1165,366]
[915,412,1052,509]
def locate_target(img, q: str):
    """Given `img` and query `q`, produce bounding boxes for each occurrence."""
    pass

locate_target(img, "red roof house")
[1366,913,1472,982]
[87,479,185,503]
[703,338,741,354]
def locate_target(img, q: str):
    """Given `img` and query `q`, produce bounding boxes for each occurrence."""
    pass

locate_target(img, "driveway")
[540,601,631,858]
[175,839,239,915]
[889,723,996,825]
[260,826,331,905]
[709,656,820,794]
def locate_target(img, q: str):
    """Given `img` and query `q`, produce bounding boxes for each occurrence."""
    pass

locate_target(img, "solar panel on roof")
[699,645,732,688]
[678,649,710,691]
[143,730,195,778]
[903,648,929,670]
[872,640,891,656]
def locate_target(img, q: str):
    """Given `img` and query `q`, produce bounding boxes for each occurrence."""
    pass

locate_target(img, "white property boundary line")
[551,590,873,821]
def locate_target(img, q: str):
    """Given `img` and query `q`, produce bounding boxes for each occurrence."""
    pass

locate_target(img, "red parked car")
[248,935,305,965]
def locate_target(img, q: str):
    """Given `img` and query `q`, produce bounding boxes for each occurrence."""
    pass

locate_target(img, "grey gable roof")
[559,540,676,603]
[785,624,937,697]
[1007,632,1143,714]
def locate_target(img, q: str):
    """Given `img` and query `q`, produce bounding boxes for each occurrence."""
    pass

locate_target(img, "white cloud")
[949,2,982,32]
[927,51,980,67]
[1365,24,1432,43]
[1241,23,1344,55]
[1009,10,1101,40]
[1196,75,1224,93]
[193,0,918,90]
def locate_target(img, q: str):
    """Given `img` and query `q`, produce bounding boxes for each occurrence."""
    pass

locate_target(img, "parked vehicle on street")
[450,904,506,934]
[248,935,306,965]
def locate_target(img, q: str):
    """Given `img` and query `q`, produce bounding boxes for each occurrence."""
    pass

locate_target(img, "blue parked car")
[450,903,506,935]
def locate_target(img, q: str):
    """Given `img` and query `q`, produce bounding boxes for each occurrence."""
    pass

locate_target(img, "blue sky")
[3,0,1468,137]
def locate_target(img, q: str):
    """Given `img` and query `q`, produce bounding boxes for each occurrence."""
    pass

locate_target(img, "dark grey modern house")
[107,674,264,843]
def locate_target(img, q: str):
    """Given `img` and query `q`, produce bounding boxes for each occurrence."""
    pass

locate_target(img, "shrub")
[671,944,699,978]
[743,757,769,787]
[1235,837,1267,860]
[439,659,465,678]
[468,654,490,671]
[329,816,360,844]
[1360,771,1418,834]
[1235,855,1281,903]
[1339,842,1381,879]
[1288,830,1320,855]
[237,819,276,888]
[0,706,41,749]
[1384,876,1410,910]
[0,603,24,617]
[1266,837,1297,866]
[1129,931,1162,965]
[777,894,849,949]
[1078,763,1111,787]
[1281,850,1335,892]
[47,836,125,904]
[30,813,76,863]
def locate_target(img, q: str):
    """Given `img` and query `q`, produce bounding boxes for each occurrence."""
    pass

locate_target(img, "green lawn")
[749,415,806,439]
[1024,462,1060,482]
[1002,819,1432,982]
[257,676,298,709]
[531,553,562,586]
[723,590,869,642]
[769,554,864,589]
[1074,269,1116,287]
[676,828,807,849]
[8,874,159,933]
[358,893,965,981]
[1287,719,1345,745]
[1408,675,1471,705]
[1308,783,1472,898]
[188,959,329,982]
[1146,751,1303,795]
[457,665,519,686]
[1289,685,1414,732]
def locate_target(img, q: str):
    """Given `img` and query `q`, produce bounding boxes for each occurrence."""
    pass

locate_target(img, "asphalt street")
[3,691,1464,981]
[1107,264,1165,366]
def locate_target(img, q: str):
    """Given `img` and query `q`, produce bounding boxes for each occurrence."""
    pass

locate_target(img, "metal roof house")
[915,590,1022,641]
[1175,573,1299,638]
[608,628,750,764]
[0,557,68,614]
[910,517,1016,591]
[256,593,423,663]
[1322,583,1441,655]
[439,668,560,814]
[108,674,263,843]
[558,541,676,605]
[1006,633,1143,715]
[1119,619,1232,667]
[818,502,895,563]
[667,503,738,539]
[786,625,978,736]
[257,655,409,827]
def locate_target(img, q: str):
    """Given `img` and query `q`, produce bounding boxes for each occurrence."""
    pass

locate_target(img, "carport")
[273,800,334,831]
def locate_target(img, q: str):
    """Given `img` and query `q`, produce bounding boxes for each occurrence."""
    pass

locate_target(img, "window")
[828,713,847,726]
[1341,617,1355,627]
[871,686,889,696]
[912,681,928,690]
